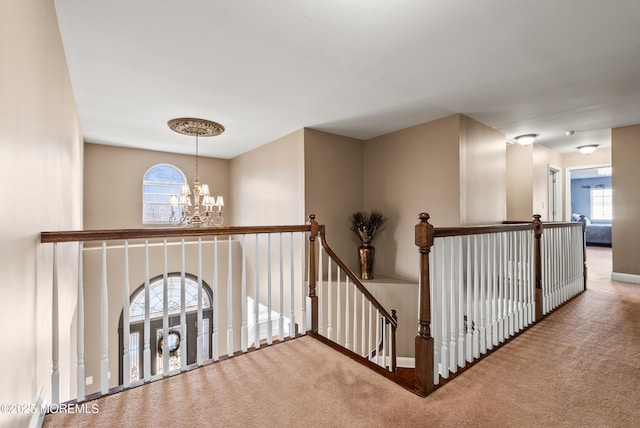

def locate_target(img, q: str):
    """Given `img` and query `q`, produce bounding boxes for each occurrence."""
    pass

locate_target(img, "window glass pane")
[591,188,612,220]
[143,164,187,224]
[130,276,211,322]
[144,165,184,182]
[129,333,140,383]
[156,327,182,374]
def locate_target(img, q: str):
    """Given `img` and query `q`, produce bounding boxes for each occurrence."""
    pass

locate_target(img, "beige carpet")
[45,247,640,427]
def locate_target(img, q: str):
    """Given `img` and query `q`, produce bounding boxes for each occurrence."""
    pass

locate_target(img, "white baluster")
[162,240,169,376]
[375,309,380,366]
[499,233,507,342]
[51,243,60,404]
[457,236,465,368]
[479,234,487,355]
[266,235,272,345]
[465,236,473,362]
[337,267,342,345]
[508,233,515,336]
[352,279,357,354]
[100,240,109,394]
[345,277,350,351]
[327,259,333,341]
[254,234,260,349]
[197,238,203,365]
[180,239,187,370]
[241,235,248,352]
[438,238,449,378]
[318,242,323,336]
[472,235,480,359]
[228,236,234,356]
[143,240,151,381]
[449,237,458,372]
[77,242,86,399]
[213,237,220,359]
[361,292,366,357]
[368,301,373,360]
[278,233,284,341]
[289,232,295,339]
[491,233,499,345]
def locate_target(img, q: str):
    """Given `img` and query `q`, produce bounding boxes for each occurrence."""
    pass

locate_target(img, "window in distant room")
[591,188,612,221]
[143,164,187,224]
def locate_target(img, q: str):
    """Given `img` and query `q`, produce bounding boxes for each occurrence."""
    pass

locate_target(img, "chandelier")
[167,118,225,227]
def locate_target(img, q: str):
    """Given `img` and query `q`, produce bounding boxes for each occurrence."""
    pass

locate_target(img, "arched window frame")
[142,163,188,224]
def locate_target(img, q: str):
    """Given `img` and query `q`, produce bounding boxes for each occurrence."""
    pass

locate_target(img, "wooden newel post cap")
[308,214,319,238]
[532,214,542,237]
[415,213,434,248]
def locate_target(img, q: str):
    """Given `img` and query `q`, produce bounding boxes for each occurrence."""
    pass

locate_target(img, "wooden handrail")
[434,223,534,237]
[41,224,312,243]
[317,226,397,329]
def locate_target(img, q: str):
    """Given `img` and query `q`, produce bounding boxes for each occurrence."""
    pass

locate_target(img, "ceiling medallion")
[167,117,225,137]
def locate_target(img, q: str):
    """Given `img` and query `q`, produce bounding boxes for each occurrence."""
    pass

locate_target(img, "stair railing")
[306,215,398,372]
[414,213,586,396]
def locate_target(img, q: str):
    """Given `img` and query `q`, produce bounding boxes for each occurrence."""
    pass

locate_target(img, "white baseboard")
[397,357,415,368]
[611,272,640,284]
[28,388,46,428]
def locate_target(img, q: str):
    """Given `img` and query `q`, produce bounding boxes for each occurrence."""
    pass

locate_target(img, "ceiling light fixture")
[565,130,576,136]
[514,134,537,146]
[167,118,225,227]
[577,144,598,155]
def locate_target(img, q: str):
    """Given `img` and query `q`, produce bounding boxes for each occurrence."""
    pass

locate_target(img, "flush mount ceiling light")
[167,118,225,227]
[577,144,599,155]
[514,134,537,146]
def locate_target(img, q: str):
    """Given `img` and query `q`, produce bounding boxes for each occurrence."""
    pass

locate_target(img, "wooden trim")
[414,213,435,396]
[41,224,312,243]
[307,332,418,395]
[434,223,534,238]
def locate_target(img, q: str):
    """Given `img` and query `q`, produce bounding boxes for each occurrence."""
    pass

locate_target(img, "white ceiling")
[53,0,640,159]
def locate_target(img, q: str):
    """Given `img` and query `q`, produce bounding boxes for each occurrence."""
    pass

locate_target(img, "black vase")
[359,243,375,280]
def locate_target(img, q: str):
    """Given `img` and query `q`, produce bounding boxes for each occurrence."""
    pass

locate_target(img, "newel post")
[415,213,435,395]
[579,215,588,290]
[532,214,543,321]
[307,214,319,333]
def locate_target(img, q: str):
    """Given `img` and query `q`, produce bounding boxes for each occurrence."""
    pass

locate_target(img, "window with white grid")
[142,164,187,224]
[591,188,612,221]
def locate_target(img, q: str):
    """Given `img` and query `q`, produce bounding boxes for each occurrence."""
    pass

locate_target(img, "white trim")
[611,272,640,284]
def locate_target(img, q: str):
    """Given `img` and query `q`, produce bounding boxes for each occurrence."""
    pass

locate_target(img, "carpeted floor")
[45,247,640,427]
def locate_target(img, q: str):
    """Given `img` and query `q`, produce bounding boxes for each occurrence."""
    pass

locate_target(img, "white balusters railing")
[41,223,310,403]
[541,224,585,314]
[314,231,397,372]
[430,228,534,383]
[415,214,586,396]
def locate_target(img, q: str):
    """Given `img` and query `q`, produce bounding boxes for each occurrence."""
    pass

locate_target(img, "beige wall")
[507,144,565,222]
[506,144,534,220]
[611,125,640,277]
[230,130,305,226]
[0,0,83,425]
[363,115,461,280]
[363,114,506,280]
[85,144,230,229]
[304,129,364,270]
[459,115,506,225]
[533,145,563,221]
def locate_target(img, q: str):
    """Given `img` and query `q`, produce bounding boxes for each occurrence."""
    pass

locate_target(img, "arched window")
[120,274,213,384]
[142,164,187,224]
